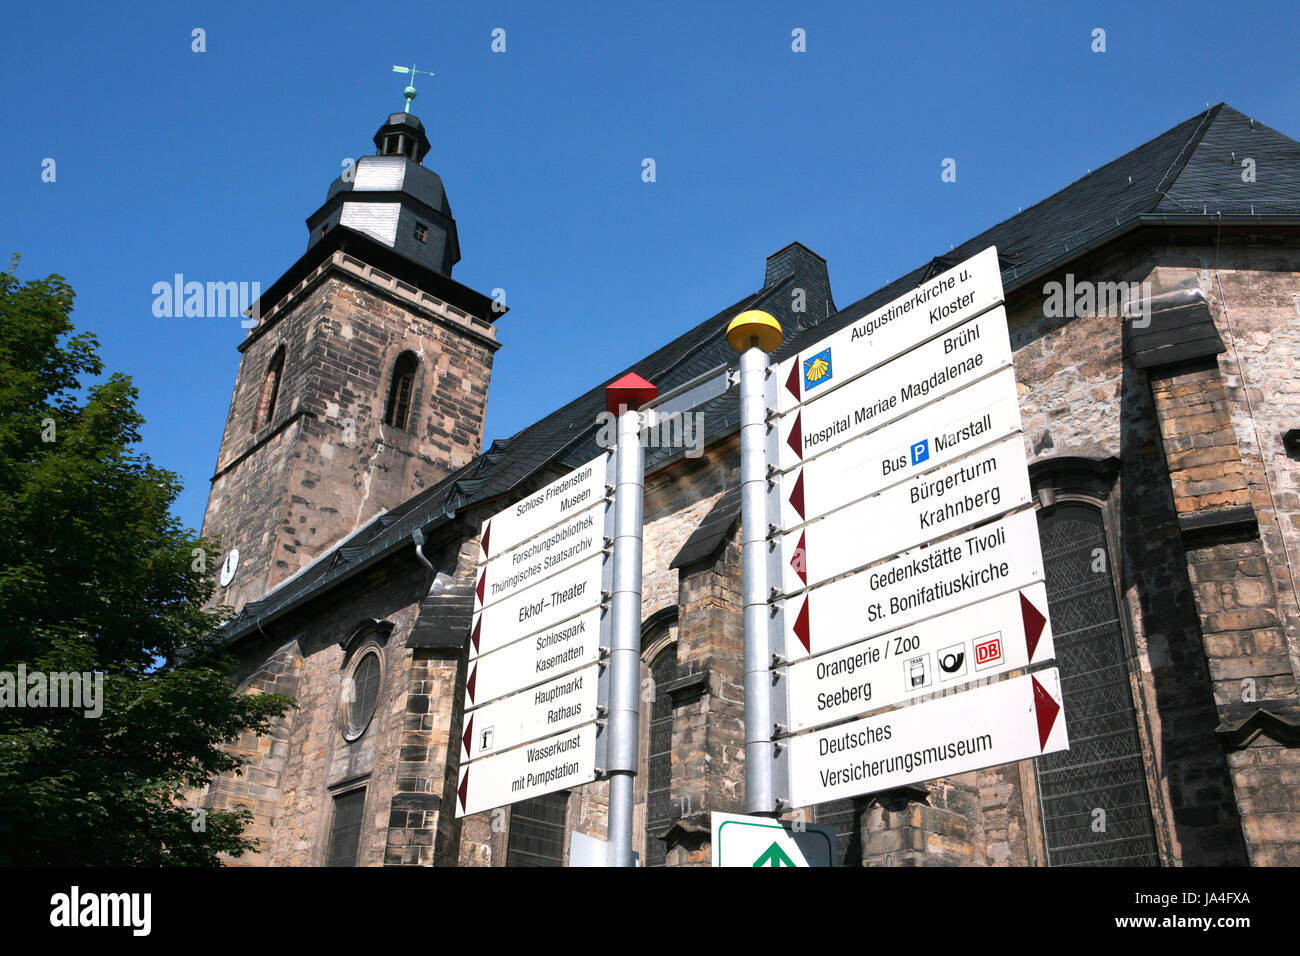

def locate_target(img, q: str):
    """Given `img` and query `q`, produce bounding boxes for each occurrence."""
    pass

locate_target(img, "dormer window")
[414,223,427,243]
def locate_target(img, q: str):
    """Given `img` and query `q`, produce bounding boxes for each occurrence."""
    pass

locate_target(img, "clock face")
[219,548,240,587]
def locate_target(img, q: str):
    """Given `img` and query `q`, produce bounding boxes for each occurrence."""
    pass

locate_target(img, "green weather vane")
[392,64,435,112]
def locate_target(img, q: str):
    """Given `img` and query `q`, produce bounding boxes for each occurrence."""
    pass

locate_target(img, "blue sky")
[3,0,1297,533]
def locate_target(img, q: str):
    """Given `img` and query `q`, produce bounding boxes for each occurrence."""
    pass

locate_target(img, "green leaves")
[0,260,293,865]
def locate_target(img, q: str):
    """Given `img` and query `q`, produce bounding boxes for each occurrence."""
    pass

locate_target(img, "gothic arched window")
[1034,502,1160,866]
[255,345,285,431]
[639,611,679,868]
[383,351,419,431]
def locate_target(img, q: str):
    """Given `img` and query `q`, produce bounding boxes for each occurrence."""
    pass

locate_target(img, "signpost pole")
[727,311,784,814]
[604,374,657,866]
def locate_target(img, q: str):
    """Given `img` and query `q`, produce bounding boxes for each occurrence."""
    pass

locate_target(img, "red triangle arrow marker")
[1032,676,1061,751]
[475,569,486,604]
[788,470,806,521]
[466,663,477,704]
[793,597,811,652]
[462,714,474,758]
[457,769,470,812]
[470,616,482,653]
[785,360,802,403]
[791,531,808,586]
[786,412,803,461]
[481,521,491,559]
[1020,591,1047,661]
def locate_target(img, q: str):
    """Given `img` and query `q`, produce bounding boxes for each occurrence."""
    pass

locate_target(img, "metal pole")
[606,405,644,865]
[738,344,775,814]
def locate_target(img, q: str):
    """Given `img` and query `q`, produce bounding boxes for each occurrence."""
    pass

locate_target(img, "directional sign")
[775,247,1003,415]
[460,664,600,763]
[783,584,1054,733]
[777,308,1012,472]
[779,367,1023,529]
[455,723,598,818]
[711,812,837,867]
[477,454,610,564]
[783,508,1046,661]
[782,436,1032,593]
[475,502,608,612]
[466,606,604,710]
[780,668,1068,809]
[469,552,606,660]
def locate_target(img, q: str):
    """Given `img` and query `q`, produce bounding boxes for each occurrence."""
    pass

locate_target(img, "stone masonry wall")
[1147,355,1300,865]
[203,266,497,611]
[210,561,428,866]
[196,642,302,865]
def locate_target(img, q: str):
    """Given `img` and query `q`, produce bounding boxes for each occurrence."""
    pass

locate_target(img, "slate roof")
[214,103,1300,647]
[779,104,1300,367]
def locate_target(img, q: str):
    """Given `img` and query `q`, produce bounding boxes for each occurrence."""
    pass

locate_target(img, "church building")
[193,102,1300,866]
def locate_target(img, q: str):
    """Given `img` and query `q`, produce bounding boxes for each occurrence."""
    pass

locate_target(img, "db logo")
[974,634,1003,670]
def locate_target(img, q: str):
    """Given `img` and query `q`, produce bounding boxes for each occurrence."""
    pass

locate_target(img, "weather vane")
[392,64,435,113]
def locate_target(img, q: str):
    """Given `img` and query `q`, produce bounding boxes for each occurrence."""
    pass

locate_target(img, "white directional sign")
[459,453,615,820]
[779,367,1023,529]
[474,502,608,612]
[776,246,1004,415]
[460,664,600,764]
[465,606,604,710]
[711,812,837,867]
[777,308,1013,472]
[783,584,1054,733]
[780,668,1069,809]
[782,436,1033,593]
[783,499,1046,661]
[469,552,606,660]
[455,723,598,818]
[477,454,610,563]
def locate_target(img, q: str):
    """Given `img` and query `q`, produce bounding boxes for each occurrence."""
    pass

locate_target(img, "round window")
[342,651,382,740]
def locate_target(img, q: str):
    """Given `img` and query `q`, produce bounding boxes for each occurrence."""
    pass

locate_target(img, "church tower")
[201,107,503,613]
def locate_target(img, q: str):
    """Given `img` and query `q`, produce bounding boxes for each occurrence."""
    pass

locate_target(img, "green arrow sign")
[713,812,836,867]
[753,842,797,867]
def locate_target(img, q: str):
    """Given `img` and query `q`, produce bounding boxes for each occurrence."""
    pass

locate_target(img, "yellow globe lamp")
[726,309,784,354]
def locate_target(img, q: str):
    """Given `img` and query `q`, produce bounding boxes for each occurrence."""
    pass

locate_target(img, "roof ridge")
[1150,103,1223,205]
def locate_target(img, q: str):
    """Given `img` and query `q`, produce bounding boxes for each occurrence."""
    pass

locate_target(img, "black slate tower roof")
[305,110,461,276]
[215,103,1300,647]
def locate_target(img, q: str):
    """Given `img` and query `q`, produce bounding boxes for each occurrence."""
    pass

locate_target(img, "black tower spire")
[305,111,460,276]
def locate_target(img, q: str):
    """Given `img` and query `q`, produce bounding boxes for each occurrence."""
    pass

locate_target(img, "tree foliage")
[0,257,293,865]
